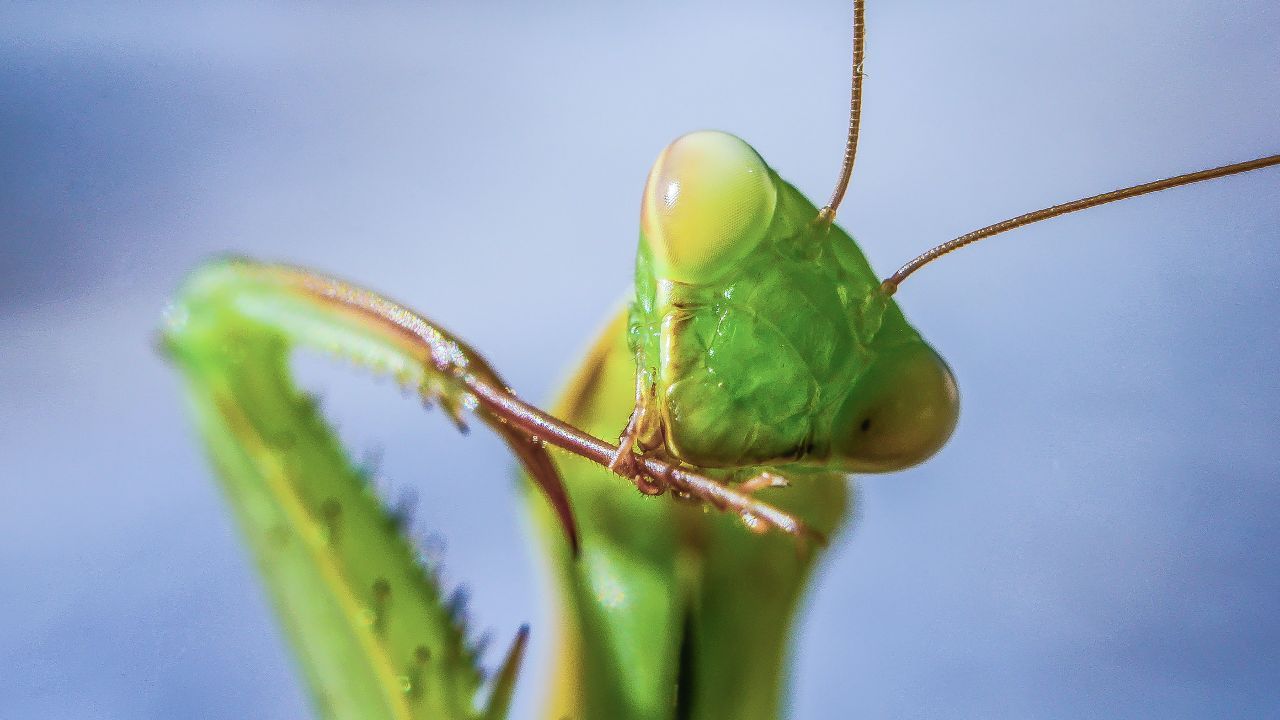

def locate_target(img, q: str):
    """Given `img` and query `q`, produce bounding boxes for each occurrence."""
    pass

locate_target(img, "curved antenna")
[818,0,867,225]
[881,154,1280,294]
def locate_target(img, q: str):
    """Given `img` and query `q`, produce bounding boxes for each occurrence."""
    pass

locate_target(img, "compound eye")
[641,131,778,284]
[834,344,960,473]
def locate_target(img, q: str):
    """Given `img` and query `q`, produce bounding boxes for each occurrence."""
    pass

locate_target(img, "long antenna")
[881,154,1280,294]
[818,0,867,225]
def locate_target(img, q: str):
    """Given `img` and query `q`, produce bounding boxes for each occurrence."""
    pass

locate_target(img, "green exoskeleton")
[162,1,1279,718]
[617,130,958,475]
[537,131,959,720]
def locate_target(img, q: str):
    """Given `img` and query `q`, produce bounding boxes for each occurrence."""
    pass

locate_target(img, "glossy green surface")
[632,131,958,472]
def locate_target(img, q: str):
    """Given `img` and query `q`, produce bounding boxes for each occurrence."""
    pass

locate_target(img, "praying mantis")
[163,1,1279,718]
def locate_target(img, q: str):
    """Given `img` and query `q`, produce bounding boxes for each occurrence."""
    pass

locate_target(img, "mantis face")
[630,131,959,473]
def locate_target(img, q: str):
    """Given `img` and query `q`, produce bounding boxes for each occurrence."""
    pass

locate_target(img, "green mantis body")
[531,132,960,718]
[165,133,884,720]
[161,3,1279,719]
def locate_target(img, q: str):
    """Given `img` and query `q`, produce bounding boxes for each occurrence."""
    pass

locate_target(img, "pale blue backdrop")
[2,1,1278,718]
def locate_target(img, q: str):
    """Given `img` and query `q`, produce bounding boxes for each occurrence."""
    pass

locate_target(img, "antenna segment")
[818,0,867,225]
[882,154,1280,294]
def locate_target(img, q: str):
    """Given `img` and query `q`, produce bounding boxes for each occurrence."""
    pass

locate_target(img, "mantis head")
[634,130,959,473]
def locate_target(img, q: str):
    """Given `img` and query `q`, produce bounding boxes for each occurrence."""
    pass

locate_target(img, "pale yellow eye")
[641,131,777,284]
[834,344,960,473]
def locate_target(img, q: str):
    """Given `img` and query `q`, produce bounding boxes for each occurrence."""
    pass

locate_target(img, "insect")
[167,1,1280,717]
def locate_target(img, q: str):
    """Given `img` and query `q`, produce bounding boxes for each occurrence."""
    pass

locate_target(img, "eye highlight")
[641,131,778,284]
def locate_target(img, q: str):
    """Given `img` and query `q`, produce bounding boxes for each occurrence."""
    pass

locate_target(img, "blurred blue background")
[3,1,1278,717]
